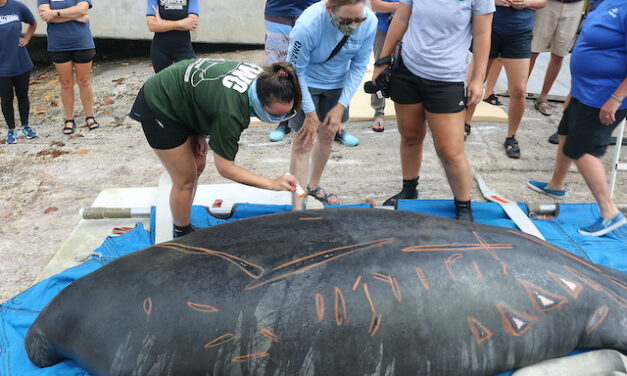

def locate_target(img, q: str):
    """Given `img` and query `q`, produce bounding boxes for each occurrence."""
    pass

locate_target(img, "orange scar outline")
[519,280,568,312]
[231,352,270,362]
[373,273,402,302]
[445,253,463,282]
[585,306,609,334]
[143,297,152,316]
[261,328,279,343]
[187,301,219,313]
[335,287,347,326]
[315,293,324,322]
[467,316,493,344]
[415,267,430,290]
[205,333,235,348]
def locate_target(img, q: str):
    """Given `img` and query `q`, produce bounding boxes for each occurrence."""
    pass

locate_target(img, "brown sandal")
[535,98,553,116]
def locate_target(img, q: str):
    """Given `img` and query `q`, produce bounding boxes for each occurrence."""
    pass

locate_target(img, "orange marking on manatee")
[299,217,324,221]
[507,230,626,291]
[546,270,584,299]
[495,302,538,337]
[370,313,382,337]
[246,238,395,290]
[519,280,568,312]
[231,352,270,362]
[563,265,627,309]
[467,316,493,344]
[160,243,264,279]
[143,297,152,316]
[473,262,484,280]
[472,231,500,261]
[334,287,347,326]
[187,301,219,313]
[315,293,324,322]
[363,283,379,336]
[501,262,508,275]
[352,275,362,291]
[416,268,430,290]
[585,306,610,334]
[261,328,279,343]
[445,253,463,282]
[373,273,402,302]
[205,333,234,348]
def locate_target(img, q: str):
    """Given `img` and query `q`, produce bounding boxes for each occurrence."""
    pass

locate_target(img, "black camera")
[364,67,391,99]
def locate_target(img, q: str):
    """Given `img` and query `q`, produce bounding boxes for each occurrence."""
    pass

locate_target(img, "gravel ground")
[0,48,625,302]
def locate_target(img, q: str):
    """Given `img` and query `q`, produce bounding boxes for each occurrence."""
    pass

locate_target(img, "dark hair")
[256,62,302,114]
[328,0,365,7]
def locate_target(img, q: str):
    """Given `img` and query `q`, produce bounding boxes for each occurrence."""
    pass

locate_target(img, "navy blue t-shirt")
[146,0,199,45]
[492,6,535,35]
[264,0,317,17]
[0,0,34,76]
[37,0,94,52]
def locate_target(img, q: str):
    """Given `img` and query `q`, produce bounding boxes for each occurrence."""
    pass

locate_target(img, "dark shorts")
[129,87,197,150]
[389,56,466,114]
[49,48,96,64]
[487,30,533,59]
[558,97,627,159]
[288,87,349,132]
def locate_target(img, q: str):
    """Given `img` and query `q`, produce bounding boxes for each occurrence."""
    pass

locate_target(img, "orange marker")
[285,173,305,197]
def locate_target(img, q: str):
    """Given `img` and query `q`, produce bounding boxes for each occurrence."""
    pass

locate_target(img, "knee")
[508,84,527,100]
[400,131,425,147]
[173,175,196,192]
[59,79,74,91]
[77,76,92,89]
[437,146,466,166]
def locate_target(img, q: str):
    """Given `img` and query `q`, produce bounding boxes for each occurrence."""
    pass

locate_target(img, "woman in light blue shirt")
[287,0,377,210]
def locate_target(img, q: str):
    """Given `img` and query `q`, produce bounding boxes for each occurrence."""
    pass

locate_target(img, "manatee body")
[25,209,627,375]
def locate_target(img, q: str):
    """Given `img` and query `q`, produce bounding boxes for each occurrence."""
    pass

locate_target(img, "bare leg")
[153,136,207,226]
[428,110,471,201]
[55,61,75,121]
[502,58,530,138]
[74,61,94,122]
[290,132,313,211]
[537,53,564,100]
[465,58,495,126]
[574,153,619,219]
[548,135,572,190]
[308,122,335,190]
[528,52,539,78]
[483,57,503,100]
[395,102,427,179]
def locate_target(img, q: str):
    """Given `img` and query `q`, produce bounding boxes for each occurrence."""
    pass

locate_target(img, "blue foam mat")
[1,202,625,375]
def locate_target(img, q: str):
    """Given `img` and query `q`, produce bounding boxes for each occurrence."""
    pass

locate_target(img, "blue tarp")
[1,202,625,375]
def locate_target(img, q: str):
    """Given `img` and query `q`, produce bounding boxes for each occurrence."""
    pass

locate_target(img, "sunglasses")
[332,9,367,25]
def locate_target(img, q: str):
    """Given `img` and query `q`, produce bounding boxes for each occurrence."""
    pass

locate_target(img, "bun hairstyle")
[256,62,302,114]
[327,0,365,7]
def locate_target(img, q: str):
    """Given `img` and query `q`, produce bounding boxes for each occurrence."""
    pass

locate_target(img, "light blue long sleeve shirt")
[287,2,377,114]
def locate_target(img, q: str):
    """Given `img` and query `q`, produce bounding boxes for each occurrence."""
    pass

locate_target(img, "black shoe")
[548,132,559,145]
[483,93,503,106]
[454,200,474,222]
[504,137,521,159]
[173,224,198,238]
[464,123,471,141]
[382,188,418,207]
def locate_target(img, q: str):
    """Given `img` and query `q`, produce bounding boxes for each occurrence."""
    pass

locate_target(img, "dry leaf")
[44,206,58,214]
[77,149,90,154]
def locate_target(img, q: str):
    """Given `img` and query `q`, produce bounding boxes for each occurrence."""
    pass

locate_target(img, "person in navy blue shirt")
[38,0,98,135]
[0,0,37,144]
[146,0,199,73]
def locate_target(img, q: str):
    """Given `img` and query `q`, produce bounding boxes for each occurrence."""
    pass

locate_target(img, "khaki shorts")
[531,0,585,57]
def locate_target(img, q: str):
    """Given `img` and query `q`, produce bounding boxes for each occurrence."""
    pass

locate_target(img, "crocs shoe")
[527,180,565,199]
[22,125,37,139]
[334,130,359,147]
[5,129,17,144]
[548,132,559,145]
[578,212,626,237]
[269,123,290,142]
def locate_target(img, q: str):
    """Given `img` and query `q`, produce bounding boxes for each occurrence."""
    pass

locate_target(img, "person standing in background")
[38,0,98,135]
[0,0,37,144]
[368,0,398,133]
[146,0,198,74]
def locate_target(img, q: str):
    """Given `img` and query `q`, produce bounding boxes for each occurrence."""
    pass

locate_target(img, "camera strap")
[325,34,350,63]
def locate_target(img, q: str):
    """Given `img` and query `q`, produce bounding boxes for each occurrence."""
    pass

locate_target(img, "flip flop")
[535,98,553,116]
[371,120,384,132]
[307,185,340,206]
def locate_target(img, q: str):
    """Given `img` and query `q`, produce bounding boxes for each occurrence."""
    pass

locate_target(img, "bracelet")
[611,94,623,103]
[56,11,60,17]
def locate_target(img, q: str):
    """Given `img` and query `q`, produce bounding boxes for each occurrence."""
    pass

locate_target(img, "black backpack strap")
[324,34,350,63]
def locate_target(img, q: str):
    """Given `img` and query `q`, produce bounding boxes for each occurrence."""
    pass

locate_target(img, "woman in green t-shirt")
[130,59,302,238]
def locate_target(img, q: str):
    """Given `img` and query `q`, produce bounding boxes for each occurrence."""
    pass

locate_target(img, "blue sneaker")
[334,130,359,147]
[526,180,565,199]
[22,125,37,139]
[578,212,626,237]
[5,129,17,144]
[269,123,290,142]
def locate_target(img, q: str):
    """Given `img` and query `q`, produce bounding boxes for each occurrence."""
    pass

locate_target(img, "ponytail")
[256,62,302,114]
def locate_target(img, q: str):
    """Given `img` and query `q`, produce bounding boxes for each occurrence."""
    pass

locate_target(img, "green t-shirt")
[143,58,263,161]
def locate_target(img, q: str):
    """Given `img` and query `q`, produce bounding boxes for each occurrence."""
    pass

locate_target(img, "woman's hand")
[76,15,89,23]
[39,8,56,22]
[194,135,208,156]
[322,104,344,137]
[268,173,300,191]
[177,16,198,31]
[600,97,621,125]
[495,0,512,6]
[152,6,163,22]
[295,112,320,149]
[372,64,389,86]
[18,37,30,47]
[466,78,484,106]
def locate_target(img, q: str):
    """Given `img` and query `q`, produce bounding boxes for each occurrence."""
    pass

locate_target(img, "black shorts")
[49,48,96,64]
[288,87,349,132]
[558,97,627,159]
[487,30,533,59]
[129,87,197,150]
[389,56,466,114]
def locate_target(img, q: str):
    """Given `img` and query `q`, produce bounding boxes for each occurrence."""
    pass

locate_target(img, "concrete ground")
[0,48,625,302]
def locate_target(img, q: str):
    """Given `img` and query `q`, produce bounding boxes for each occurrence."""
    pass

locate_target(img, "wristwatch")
[56,10,60,17]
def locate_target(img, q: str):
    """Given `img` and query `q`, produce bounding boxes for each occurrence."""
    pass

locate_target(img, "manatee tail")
[24,324,64,367]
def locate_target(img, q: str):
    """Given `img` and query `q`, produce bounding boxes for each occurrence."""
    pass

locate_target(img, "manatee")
[25,208,627,375]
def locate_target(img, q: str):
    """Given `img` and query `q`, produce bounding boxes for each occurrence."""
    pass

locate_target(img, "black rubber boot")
[454,199,474,222]
[383,178,418,208]
[173,224,198,239]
